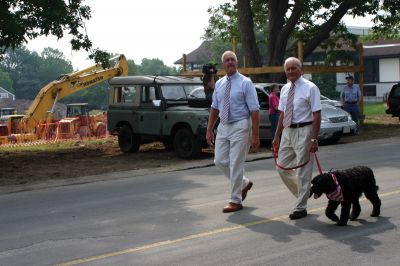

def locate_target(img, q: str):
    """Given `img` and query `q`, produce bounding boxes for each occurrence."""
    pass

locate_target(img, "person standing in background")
[202,63,218,103]
[269,84,280,141]
[341,75,361,125]
[206,51,260,213]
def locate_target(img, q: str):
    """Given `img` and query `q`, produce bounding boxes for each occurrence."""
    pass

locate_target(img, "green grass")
[363,102,386,116]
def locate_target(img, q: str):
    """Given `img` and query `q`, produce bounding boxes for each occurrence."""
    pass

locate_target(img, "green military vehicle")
[107,76,211,159]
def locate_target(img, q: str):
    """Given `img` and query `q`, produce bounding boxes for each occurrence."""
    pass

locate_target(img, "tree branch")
[303,1,352,60]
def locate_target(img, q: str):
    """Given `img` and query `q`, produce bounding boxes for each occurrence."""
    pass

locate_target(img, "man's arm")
[340,89,345,106]
[206,107,219,147]
[310,110,321,153]
[272,112,284,150]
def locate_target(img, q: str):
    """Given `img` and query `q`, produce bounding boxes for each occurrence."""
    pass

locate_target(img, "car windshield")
[161,85,202,100]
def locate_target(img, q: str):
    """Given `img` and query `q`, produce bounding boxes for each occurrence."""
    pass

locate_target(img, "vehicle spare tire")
[118,125,140,153]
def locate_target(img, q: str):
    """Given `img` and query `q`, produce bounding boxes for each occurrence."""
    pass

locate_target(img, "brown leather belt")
[289,121,312,128]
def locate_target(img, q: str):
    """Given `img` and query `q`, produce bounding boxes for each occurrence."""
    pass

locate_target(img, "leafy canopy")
[205,0,400,67]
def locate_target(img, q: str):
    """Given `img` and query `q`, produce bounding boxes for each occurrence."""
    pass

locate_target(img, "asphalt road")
[0,137,399,266]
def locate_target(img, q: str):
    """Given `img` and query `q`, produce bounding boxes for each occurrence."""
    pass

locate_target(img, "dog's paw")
[371,209,380,217]
[350,211,360,221]
[336,220,348,226]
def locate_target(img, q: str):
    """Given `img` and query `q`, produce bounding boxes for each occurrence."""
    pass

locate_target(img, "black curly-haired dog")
[310,166,381,226]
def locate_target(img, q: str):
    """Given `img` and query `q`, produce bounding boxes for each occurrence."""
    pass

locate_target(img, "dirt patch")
[1,115,399,188]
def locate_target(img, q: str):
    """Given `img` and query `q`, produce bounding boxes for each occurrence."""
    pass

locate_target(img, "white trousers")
[214,118,251,204]
[276,125,314,212]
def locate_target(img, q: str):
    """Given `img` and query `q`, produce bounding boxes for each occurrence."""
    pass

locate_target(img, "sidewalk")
[0,151,273,195]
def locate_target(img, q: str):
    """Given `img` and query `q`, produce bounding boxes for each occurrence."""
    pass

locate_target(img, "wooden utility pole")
[358,43,365,122]
[297,41,304,62]
[232,38,237,54]
[182,54,187,73]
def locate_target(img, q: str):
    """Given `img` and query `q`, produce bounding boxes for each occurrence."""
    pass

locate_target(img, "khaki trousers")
[276,125,314,212]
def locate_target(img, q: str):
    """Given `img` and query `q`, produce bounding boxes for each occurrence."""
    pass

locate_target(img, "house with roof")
[341,39,400,102]
[174,41,213,71]
[0,87,15,101]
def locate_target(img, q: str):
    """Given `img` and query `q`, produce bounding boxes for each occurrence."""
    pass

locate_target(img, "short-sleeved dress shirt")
[278,76,321,123]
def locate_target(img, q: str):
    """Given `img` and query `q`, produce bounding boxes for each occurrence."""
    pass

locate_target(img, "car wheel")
[162,140,174,151]
[118,125,140,153]
[174,128,201,159]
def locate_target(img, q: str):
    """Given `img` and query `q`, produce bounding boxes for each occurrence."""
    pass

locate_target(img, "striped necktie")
[283,83,295,128]
[220,77,231,125]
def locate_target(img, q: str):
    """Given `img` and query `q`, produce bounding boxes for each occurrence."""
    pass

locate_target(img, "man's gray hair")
[221,51,237,63]
[284,57,302,70]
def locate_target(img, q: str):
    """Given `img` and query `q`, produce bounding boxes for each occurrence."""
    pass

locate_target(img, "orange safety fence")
[0,118,110,147]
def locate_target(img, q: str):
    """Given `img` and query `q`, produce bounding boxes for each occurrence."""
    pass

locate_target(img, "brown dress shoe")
[222,202,243,213]
[242,181,253,201]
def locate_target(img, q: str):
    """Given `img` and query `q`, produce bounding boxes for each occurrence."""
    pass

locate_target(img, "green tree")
[62,82,109,110]
[0,0,109,65]
[127,59,139,75]
[312,73,339,99]
[0,69,13,93]
[0,47,41,99]
[137,58,179,75]
[38,47,74,87]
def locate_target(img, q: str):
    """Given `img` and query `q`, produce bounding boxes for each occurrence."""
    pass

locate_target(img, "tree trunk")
[267,0,303,81]
[237,0,262,69]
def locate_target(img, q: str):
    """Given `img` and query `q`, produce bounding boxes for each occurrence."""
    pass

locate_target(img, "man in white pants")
[272,57,321,220]
[206,51,260,213]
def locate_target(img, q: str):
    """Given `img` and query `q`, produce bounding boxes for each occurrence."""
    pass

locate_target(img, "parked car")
[107,76,209,159]
[320,95,342,108]
[386,83,400,120]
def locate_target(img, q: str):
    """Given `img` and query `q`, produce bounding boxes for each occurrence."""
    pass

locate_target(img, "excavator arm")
[21,55,128,133]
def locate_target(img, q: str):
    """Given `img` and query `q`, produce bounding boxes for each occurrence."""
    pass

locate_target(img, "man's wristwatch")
[311,138,318,144]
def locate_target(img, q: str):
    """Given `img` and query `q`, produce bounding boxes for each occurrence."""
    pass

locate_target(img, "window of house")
[364,85,376,96]
[364,58,379,83]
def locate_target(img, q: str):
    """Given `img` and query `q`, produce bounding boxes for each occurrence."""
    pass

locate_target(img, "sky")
[26,0,229,70]
[26,0,373,70]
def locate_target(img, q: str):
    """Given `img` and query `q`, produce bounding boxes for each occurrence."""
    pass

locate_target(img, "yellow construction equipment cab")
[20,54,128,135]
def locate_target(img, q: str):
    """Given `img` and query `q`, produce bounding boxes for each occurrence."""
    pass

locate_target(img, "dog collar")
[326,173,344,202]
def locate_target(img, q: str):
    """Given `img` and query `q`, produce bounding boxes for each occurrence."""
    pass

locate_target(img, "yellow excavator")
[0,54,128,144]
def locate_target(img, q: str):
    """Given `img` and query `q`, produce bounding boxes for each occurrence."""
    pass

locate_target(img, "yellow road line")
[56,189,400,266]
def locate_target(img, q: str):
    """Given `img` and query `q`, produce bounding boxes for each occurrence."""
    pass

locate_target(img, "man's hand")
[251,134,260,150]
[206,130,215,147]
[309,142,318,153]
[272,136,280,152]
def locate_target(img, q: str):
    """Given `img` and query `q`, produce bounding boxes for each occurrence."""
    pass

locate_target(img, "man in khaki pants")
[272,57,321,220]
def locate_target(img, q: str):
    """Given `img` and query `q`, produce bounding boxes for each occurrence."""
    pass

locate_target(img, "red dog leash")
[273,145,323,174]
